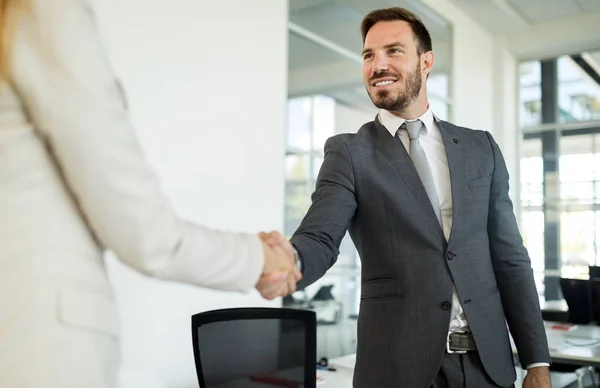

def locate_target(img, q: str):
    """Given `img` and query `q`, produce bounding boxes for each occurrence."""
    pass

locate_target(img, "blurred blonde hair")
[0,0,23,81]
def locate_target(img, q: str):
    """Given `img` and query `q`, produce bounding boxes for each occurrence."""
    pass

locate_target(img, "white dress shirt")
[378,107,548,369]
[378,108,469,332]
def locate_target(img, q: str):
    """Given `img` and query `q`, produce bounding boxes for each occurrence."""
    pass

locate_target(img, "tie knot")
[403,120,424,140]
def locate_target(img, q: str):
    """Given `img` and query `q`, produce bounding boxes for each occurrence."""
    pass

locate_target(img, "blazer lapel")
[436,118,465,243]
[372,116,444,234]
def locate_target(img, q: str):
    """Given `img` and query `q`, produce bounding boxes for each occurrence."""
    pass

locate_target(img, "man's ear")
[422,51,434,75]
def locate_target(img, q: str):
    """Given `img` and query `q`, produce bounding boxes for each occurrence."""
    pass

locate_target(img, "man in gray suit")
[261,6,551,388]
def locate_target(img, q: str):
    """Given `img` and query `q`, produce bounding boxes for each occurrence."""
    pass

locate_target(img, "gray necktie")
[402,120,442,225]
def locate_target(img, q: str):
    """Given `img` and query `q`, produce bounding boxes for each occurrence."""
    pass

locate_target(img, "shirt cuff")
[526,362,550,369]
[291,244,303,274]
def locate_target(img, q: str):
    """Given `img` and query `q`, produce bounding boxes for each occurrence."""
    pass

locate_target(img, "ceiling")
[447,0,600,99]
[449,0,600,34]
[287,0,600,110]
[586,51,600,75]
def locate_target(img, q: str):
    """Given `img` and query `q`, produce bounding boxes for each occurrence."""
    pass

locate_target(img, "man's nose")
[373,53,389,73]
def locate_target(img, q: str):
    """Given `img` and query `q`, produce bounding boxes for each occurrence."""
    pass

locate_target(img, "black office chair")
[588,267,600,325]
[191,307,317,388]
[589,266,600,280]
[590,280,600,325]
[560,277,593,324]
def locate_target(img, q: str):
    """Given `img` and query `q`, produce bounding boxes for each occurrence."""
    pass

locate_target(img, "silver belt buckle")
[446,331,467,354]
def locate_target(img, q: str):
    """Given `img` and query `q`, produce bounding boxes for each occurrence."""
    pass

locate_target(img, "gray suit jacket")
[290,116,550,387]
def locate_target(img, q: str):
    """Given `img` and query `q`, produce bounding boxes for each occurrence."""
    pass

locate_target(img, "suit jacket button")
[446,252,455,260]
[441,301,451,310]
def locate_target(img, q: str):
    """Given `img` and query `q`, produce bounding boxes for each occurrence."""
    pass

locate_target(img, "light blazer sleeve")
[291,135,357,289]
[9,0,264,292]
[485,132,551,366]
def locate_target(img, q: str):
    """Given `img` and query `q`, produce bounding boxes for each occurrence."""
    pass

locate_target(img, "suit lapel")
[436,118,465,242]
[372,116,444,234]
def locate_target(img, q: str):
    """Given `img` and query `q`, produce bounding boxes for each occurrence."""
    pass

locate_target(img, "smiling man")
[261,7,551,388]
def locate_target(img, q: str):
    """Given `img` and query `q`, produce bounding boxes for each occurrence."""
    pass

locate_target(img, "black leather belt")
[446,331,477,353]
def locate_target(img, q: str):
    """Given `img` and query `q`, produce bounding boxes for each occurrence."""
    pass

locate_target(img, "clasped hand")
[255,231,302,300]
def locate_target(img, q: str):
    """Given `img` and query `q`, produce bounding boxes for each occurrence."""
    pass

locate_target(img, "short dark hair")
[360,7,432,55]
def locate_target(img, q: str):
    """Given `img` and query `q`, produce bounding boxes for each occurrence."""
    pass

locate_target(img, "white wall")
[507,11,600,61]
[419,0,495,133]
[492,37,520,207]
[92,0,288,387]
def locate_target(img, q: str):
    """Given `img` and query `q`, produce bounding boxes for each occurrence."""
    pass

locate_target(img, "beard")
[366,62,422,112]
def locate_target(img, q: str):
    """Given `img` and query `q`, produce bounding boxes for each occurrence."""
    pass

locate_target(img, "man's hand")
[261,231,301,291]
[255,231,301,300]
[523,366,550,388]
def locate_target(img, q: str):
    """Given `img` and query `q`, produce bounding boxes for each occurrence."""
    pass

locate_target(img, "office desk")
[329,323,600,370]
[512,322,600,367]
[328,352,585,388]
[541,300,569,312]
[212,325,600,388]
[316,367,353,386]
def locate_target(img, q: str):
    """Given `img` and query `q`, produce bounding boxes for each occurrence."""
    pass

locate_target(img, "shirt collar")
[378,107,436,137]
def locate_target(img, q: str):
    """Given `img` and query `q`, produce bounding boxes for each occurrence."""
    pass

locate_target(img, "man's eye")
[389,48,402,54]
[363,53,373,60]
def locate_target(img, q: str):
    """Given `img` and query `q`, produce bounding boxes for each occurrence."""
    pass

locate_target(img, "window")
[521,132,600,291]
[520,138,544,276]
[519,49,600,301]
[284,95,360,317]
[558,53,600,123]
[519,61,542,128]
[427,73,451,121]
[285,96,334,234]
[559,134,600,276]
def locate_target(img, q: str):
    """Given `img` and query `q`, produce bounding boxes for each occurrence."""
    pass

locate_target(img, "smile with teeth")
[374,80,396,87]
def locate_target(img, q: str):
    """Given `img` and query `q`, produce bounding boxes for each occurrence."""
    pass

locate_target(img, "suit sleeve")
[291,136,357,289]
[9,0,264,292]
[485,132,551,366]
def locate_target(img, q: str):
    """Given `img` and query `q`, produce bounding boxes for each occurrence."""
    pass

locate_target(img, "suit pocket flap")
[56,285,120,338]
[361,278,402,300]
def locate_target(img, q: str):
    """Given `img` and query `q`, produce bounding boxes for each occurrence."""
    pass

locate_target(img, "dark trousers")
[431,352,515,388]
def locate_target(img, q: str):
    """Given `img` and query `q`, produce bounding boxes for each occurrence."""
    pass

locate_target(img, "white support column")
[492,36,520,214]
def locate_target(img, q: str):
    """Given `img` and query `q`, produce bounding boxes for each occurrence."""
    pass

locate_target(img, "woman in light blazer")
[0,0,298,387]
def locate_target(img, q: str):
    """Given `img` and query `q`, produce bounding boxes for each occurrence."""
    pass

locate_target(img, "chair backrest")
[589,266,600,280]
[191,307,317,388]
[559,277,592,324]
[311,285,334,301]
[590,279,600,323]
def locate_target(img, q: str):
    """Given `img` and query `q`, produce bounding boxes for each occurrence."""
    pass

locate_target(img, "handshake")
[255,231,302,300]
